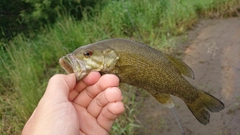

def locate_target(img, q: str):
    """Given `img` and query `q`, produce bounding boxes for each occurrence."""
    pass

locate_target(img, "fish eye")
[83,50,93,58]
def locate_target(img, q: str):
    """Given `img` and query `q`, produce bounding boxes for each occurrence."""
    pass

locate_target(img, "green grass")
[1,0,240,134]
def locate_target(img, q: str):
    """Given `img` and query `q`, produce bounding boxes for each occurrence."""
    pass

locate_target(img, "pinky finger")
[97,101,125,132]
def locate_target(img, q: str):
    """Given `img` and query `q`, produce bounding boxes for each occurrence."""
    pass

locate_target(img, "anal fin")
[154,93,174,108]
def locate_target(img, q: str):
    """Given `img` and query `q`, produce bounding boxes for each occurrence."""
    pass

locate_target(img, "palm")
[22,72,124,135]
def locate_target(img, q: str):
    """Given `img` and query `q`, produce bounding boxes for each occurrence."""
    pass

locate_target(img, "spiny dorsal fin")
[164,53,195,79]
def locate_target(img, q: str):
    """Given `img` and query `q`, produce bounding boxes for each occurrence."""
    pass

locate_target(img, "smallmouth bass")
[59,38,224,125]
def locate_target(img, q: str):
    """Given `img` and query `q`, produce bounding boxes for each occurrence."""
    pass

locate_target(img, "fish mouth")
[59,54,87,81]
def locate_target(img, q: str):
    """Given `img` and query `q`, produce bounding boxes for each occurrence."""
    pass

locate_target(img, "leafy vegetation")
[0,0,100,39]
[1,0,239,134]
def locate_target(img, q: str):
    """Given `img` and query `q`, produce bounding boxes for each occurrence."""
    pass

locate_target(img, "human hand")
[22,72,125,135]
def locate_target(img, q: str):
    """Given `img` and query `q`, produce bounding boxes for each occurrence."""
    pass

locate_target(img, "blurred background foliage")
[0,0,239,134]
[0,0,100,39]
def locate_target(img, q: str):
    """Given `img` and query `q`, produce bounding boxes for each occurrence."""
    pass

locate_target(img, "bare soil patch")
[136,17,240,135]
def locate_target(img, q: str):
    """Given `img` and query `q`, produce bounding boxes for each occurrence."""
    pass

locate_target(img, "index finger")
[42,73,76,103]
[73,74,120,108]
[69,72,101,101]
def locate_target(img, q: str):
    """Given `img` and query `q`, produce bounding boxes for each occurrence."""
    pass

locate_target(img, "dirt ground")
[136,17,240,135]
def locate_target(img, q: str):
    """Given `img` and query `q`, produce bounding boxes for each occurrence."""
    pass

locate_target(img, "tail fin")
[186,90,224,125]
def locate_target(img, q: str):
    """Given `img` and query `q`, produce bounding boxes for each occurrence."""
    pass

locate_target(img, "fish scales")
[83,39,198,102]
[59,38,224,125]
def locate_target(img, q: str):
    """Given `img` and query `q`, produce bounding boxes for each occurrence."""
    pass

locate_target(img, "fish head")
[59,43,119,81]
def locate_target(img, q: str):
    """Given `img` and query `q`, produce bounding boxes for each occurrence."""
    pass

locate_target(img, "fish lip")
[65,54,87,81]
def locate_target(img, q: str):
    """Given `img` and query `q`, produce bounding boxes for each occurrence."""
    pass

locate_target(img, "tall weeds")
[1,0,239,134]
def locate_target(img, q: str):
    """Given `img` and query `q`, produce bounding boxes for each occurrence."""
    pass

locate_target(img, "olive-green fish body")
[59,38,224,125]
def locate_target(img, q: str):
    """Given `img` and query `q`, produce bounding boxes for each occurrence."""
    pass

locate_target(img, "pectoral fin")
[154,93,174,108]
[164,53,195,79]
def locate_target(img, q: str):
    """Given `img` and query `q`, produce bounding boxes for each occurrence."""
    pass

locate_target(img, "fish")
[59,38,224,125]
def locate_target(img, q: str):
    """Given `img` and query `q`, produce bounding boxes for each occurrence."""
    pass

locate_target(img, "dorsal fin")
[164,53,195,79]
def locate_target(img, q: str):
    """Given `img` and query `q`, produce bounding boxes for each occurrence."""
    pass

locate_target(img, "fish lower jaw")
[75,71,88,81]
[73,61,89,81]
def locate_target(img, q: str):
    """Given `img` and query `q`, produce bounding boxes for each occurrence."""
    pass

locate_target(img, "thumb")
[43,74,76,102]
